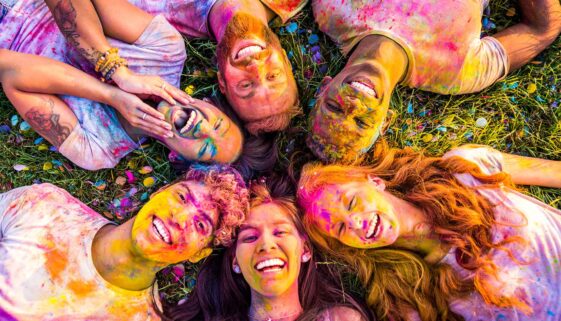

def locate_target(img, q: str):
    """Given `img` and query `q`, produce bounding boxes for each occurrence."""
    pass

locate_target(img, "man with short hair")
[308,0,561,164]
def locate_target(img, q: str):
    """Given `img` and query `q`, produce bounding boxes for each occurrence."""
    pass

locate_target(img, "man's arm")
[492,0,561,71]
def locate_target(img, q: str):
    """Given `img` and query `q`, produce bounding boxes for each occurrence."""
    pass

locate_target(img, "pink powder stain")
[442,42,458,51]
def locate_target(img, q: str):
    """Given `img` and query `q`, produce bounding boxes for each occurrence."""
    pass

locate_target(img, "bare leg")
[493,0,561,70]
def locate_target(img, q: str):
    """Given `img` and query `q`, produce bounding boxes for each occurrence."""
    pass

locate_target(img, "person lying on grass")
[3,0,303,135]
[0,165,248,321]
[0,50,243,170]
[165,175,372,321]
[297,143,561,321]
[307,0,561,164]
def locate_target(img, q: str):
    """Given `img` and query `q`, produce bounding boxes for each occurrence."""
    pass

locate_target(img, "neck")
[91,219,165,291]
[385,192,447,262]
[346,34,408,87]
[248,284,303,321]
[209,0,275,41]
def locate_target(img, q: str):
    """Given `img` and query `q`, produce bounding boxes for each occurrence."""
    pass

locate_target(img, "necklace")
[247,309,302,321]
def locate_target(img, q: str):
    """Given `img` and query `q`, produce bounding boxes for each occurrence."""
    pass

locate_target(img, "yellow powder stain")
[68,279,96,297]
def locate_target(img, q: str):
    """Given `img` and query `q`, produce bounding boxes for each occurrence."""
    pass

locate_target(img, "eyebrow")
[238,220,293,232]
[185,184,216,226]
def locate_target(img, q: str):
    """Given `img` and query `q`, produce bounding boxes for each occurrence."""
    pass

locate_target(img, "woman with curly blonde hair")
[297,143,561,321]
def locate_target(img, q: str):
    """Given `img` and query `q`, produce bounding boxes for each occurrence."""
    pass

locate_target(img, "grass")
[1,0,561,305]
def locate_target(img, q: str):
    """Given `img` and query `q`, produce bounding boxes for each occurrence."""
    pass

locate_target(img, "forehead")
[171,181,219,223]
[244,203,294,228]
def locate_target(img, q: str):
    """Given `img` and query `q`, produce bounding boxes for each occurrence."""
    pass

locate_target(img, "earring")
[233,265,241,274]
[302,253,311,263]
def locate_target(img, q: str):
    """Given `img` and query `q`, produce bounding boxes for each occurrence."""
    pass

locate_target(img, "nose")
[257,232,277,253]
[347,212,367,231]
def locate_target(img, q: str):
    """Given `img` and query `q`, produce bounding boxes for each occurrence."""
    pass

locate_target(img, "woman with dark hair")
[0,164,249,320]
[297,143,561,321]
[164,175,373,321]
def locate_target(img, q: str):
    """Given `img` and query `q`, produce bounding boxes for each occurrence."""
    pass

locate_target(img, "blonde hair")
[297,143,530,320]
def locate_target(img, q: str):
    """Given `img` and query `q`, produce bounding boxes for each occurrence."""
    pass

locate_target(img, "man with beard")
[1,0,303,135]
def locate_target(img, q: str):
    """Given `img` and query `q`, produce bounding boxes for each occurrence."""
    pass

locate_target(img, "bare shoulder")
[318,306,366,321]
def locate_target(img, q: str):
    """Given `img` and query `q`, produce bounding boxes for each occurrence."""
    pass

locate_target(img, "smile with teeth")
[236,45,263,59]
[254,258,286,273]
[365,214,381,239]
[153,216,172,245]
[349,81,377,98]
[173,109,197,135]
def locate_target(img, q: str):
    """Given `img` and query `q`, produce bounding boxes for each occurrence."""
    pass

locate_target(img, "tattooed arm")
[44,0,191,106]
[0,49,173,138]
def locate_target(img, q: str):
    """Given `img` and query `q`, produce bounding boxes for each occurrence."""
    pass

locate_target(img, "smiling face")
[131,181,219,264]
[305,180,400,249]
[235,202,308,297]
[217,12,298,131]
[308,63,394,163]
[157,99,242,163]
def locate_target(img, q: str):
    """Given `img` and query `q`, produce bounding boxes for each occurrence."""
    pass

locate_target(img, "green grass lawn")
[1,0,560,304]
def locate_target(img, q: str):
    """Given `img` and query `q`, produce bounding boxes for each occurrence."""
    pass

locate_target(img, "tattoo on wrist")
[24,99,72,146]
[53,0,102,64]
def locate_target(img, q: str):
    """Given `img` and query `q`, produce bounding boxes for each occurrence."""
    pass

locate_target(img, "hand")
[109,87,173,138]
[111,66,194,105]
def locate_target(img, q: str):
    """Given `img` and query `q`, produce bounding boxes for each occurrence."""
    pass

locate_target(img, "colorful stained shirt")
[0,184,159,321]
[313,0,509,95]
[131,0,308,39]
[0,0,186,170]
[437,146,561,320]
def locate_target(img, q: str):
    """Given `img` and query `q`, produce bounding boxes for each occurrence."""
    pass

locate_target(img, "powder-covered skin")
[434,146,561,320]
[0,1,186,169]
[0,184,159,320]
[130,0,308,39]
[313,0,509,95]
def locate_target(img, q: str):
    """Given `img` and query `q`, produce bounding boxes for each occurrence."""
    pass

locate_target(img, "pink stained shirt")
[313,0,509,95]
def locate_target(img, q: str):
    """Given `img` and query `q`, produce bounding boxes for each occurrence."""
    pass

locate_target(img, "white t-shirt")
[0,184,159,321]
[440,146,561,320]
[312,0,508,95]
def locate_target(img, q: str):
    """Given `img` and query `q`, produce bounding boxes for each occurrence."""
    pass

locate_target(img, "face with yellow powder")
[131,181,218,264]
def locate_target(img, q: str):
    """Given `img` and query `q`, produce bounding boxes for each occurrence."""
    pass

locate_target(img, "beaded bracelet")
[94,48,128,82]
[94,48,119,73]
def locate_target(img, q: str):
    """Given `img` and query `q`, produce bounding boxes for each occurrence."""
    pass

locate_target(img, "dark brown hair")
[163,174,373,321]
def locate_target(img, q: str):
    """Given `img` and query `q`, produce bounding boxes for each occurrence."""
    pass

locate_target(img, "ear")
[301,242,312,263]
[380,109,395,135]
[367,174,386,191]
[217,71,226,94]
[315,76,333,98]
[188,247,213,263]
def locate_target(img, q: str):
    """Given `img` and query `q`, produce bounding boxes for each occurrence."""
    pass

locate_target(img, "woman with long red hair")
[297,144,561,321]
[164,175,373,321]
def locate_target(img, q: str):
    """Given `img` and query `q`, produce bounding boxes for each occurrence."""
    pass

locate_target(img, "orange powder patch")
[44,246,68,281]
[68,279,96,297]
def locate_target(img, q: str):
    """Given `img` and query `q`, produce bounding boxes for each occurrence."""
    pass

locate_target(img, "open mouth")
[236,44,264,60]
[365,214,381,239]
[172,108,199,136]
[152,216,172,245]
[348,79,378,98]
[254,258,286,273]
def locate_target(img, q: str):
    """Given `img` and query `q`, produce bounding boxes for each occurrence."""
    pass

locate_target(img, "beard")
[216,12,283,69]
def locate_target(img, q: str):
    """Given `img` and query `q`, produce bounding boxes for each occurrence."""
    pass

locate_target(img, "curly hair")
[182,164,249,246]
[163,174,373,321]
[297,143,530,321]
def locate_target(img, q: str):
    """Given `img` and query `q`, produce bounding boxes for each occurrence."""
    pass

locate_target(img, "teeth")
[255,258,285,271]
[236,45,263,59]
[350,81,376,97]
[180,111,196,134]
[366,215,380,239]
[153,217,171,244]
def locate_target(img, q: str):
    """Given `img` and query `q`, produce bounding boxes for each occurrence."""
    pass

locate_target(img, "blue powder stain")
[34,137,44,145]
[496,314,506,321]
[286,22,298,33]
[19,121,31,131]
[308,34,319,45]
[140,192,149,201]
[0,124,10,134]
[547,311,555,317]
[10,115,18,127]
[436,126,447,132]
[536,95,546,103]
[407,101,413,113]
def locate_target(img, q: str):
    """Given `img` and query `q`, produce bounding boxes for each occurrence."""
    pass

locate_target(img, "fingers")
[152,83,177,106]
[167,84,195,105]
[136,103,173,138]
[152,78,195,106]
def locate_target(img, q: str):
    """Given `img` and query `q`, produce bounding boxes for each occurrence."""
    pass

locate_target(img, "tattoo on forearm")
[24,99,72,146]
[52,0,102,64]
